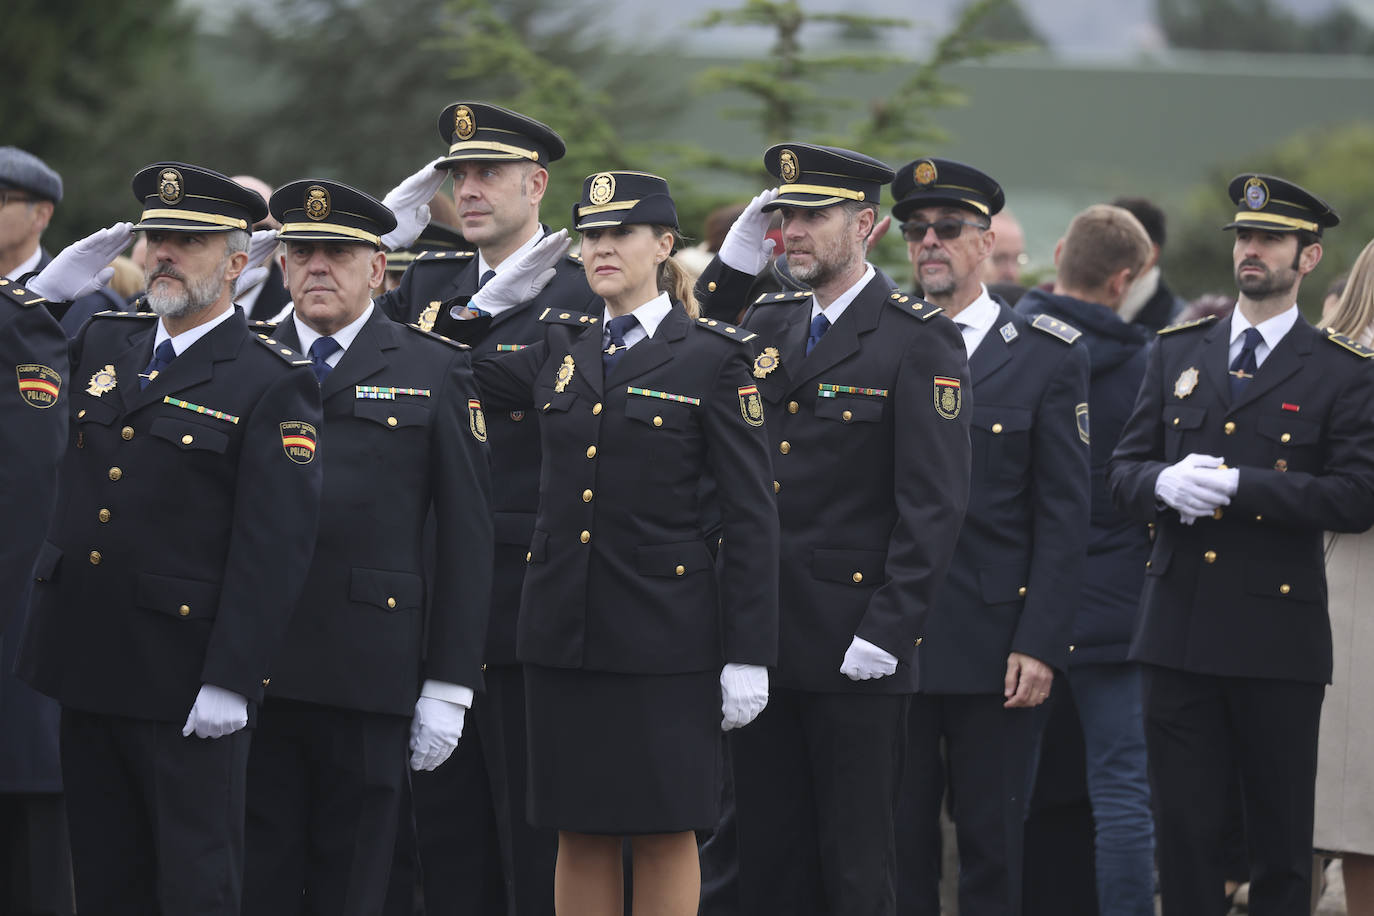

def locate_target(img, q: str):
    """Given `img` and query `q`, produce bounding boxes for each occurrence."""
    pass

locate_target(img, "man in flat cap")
[15,162,324,916]
[699,143,972,915]
[240,179,493,915]
[887,158,1091,916]
[1109,174,1374,915]
[374,101,595,916]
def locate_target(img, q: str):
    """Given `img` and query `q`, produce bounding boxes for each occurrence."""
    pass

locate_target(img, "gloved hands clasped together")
[1155,453,1239,524]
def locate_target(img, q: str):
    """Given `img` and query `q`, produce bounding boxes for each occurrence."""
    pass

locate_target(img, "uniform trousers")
[896,693,1043,916]
[59,706,250,916]
[0,794,74,916]
[732,688,908,916]
[243,698,409,916]
[1142,665,1324,916]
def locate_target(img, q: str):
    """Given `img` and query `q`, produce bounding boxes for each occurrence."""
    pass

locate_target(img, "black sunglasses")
[901,218,988,242]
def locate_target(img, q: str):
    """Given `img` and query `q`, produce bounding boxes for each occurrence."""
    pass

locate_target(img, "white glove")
[1155,453,1233,521]
[181,684,249,739]
[27,222,134,301]
[234,266,270,298]
[840,635,899,681]
[380,157,449,250]
[409,696,467,771]
[721,663,769,731]
[470,230,570,312]
[245,228,280,268]
[717,188,779,275]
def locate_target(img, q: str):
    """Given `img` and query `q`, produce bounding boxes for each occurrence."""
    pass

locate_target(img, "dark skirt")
[524,664,721,834]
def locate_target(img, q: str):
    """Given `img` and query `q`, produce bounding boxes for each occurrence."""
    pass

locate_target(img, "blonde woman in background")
[1315,237,1374,916]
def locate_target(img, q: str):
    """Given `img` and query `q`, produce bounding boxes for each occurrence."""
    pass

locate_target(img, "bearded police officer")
[888,158,1091,916]
[702,143,972,916]
[1109,175,1374,915]
[15,162,324,916]
[240,179,493,915]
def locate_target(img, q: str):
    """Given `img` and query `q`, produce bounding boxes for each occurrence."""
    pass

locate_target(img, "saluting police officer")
[238,180,493,915]
[887,159,1091,916]
[699,144,972,916]
[1109,175,1374,915]
[14,162,324,916]
[378,102,597,916]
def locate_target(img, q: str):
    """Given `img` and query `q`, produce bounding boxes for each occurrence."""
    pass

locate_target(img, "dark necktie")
[140,339,176,389]
[603,314,638,376]
[478,269,496,289]
[309,336,341,384]
[1229,327,1263,399]
[806,312,830,356]
[451,269,496,321]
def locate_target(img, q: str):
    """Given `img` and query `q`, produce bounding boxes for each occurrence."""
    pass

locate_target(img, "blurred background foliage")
[4,0,1373,314]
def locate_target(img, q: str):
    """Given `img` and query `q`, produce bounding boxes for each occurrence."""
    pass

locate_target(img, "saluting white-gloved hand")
[1155,453,1233,523]
[840,635,899,681]
[720,663,769,731]
[27,222,135,302]
[245,228,280,268]
[409,696,467,771]
[470,229,570,313]
[182,684,249,739]
[717,188,779,275]
[380,157,449,251]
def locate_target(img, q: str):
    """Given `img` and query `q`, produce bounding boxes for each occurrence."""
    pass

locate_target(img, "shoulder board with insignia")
[887,290,943,321]
[753,289,811,306]
[0,278,48,308]
[405,322,471,349]
[412,250,475,264]
[1324,329,1374,359]
[1157,315,1219,335]
[93,309,156,319]
[249,319,279,333]
[538,308,600,327]
[1031,313,1083,344]
[565,250,583,264]
[694,316,757,343]
[252,334,311,366]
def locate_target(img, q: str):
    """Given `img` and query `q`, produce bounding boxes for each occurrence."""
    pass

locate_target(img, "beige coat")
[1314,529,1374,854]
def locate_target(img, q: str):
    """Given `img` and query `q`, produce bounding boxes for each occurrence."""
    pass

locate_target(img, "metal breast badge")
[554,355,575,393]
[86,364,117,397]
[1174,367,1199,399]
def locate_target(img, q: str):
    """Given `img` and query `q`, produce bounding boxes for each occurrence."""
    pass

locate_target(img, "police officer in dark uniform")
[885,158,1092,916]
[238,179,493,915]
[1109,174,1374,916]
[379,221,472,293]
[698,144,972,916]
[13,162,324,916]
[377,102,598,916]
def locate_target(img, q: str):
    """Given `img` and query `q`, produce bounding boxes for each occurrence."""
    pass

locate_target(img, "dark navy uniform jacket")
[471,304,780,675]
[916,303,1092,693]
[377,241,598,666]
[1109,314,1374,685]
[16,308,324,722]
[707,261,972,695]
[257,308,493,716]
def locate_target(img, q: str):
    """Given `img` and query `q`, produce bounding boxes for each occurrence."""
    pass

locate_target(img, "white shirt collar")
[810,263,876,325]
[154,306,237,356]
[950,285,1001,357]
[292,302,374,367]
[605,291,673,351]
[1229,303,1297,368]
[6,245,43,282]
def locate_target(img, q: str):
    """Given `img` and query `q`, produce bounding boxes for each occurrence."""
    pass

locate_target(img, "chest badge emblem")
[753,346,780,379]
[86,364,118,397]
[1174,367,1199,399]
[554,355,576,393]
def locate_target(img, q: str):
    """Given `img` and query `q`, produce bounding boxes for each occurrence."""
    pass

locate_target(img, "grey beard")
[145,270,225,319]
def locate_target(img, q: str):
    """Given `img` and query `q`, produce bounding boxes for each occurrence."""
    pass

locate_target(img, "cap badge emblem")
[779,149,799,183]
[1244,177,1269,211]
[305,186,331,221]
[158,168,184,205]
[454,105,475,141]
[914,160,938,187]
[588,173,616,207]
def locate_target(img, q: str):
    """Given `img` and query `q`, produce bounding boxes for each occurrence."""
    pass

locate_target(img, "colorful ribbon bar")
[162,396,240,424]
[355,386,432,400]
[817,383,889,399]
[625,386,701,406]
[495,344,529,352]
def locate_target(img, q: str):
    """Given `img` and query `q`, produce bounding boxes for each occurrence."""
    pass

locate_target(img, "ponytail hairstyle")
[652,225,699,319]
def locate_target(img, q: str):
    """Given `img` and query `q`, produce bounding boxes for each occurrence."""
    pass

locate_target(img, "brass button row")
[779,441,791,455]
[592,403,603,415]
[98,508,111,523]
[582,489,593,503]
[109,467,122,481]
[586,446,597,459]
[580,530,591,544]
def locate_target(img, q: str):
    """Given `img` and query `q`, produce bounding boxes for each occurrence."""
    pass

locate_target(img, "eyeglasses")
[0,190,37,208]
[901,218,988,242]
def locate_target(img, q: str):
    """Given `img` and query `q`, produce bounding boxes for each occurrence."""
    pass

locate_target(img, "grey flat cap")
[0,147,63,203]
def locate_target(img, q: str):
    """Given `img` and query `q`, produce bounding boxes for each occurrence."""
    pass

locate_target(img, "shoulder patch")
[412,249,475,265]
[753,289,811,306]
[0,278,47,308]
[538,307,600,328]
[887,290,944,321]
[694,316,757,343]
[1157,315,1219,335]
[1324,329,1374,359]
[252,333,312,366]
[1031,313,1082,344]
[405,322,471,349]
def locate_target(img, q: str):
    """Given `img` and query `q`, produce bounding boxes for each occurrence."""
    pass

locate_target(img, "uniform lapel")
[1200,320,1234,407]
[609,308,685,386]
[1231,318,1312,412]
[789,276,882,392]
[567,321,605,398]
[126,310,244,412]
[112,324,157,414]
[321,310,394,401]
[967,306,1016,386]
[754,302,809,401]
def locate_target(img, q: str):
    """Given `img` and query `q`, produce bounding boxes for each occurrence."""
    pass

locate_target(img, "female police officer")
[463,171,779,915]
